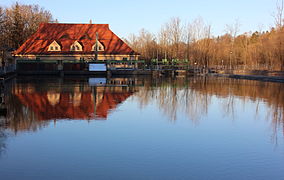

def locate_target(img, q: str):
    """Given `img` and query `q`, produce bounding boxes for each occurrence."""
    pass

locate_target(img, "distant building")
[15,23,139,61]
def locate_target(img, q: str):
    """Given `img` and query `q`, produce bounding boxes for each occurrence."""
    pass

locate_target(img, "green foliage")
[171,59,180,65]
[151,59,158,64]
[162,59,168,64]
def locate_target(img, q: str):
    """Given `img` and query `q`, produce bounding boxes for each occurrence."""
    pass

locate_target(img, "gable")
[48,40,61,51]
[92,41,104,51]
[70,41,83,51]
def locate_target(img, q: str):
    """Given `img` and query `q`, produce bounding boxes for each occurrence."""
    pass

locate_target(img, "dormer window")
[80,33,91,40]
[60,34,70,39]
[48,40,61,51]
[70,41,83,51]
[92,41,104,52]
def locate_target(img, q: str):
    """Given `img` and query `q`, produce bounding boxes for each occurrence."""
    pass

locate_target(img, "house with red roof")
[15,23,139,61]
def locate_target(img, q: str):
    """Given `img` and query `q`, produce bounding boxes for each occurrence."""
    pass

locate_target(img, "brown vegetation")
[126,2,284,71]
[0,2,53,51]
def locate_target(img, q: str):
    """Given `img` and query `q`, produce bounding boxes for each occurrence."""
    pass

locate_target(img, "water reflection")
[0,76,283,179]
[0,83,9,157]
[138,77,284,136]
[0,123,6,157]
[2,77,140,133]
[1,76,283,137]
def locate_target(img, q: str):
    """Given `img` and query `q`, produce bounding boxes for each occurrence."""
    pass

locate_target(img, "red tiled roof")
[14,91,133,120]
[15,23,139,55]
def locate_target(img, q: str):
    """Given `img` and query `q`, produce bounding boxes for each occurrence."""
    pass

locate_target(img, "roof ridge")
[41,22,109,25]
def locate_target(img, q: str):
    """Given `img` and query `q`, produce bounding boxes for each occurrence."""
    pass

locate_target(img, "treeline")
[127,16,284,71]
[0,2,53,51]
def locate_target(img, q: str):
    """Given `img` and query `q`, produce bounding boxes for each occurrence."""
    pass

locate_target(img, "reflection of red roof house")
[15,23,139,60]
[14,92,133,120]
[96,93,134,118]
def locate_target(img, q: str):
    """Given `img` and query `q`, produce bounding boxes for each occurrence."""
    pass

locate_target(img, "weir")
[15,59,197,76]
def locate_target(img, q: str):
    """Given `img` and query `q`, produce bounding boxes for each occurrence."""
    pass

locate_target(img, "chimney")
[89,19,92,24]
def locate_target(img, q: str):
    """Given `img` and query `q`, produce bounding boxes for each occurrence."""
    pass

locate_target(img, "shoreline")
[212,73,284,83]
[2,69,284,84]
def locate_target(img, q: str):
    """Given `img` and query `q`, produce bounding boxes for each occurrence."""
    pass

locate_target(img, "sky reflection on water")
[0,76,283,180]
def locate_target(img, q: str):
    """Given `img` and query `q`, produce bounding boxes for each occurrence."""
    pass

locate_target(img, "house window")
[80,34,91,40]
[76,45,80,51]
[98,46,103,51]
[60,34,70,39]
[70,41,83,51]
[92,41,104,52]
[48,40,61,51]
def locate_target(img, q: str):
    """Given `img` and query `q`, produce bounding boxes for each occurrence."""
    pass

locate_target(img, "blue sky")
[1,0,277,38]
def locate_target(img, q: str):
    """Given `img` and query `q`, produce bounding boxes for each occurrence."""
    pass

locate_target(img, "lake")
[0,76,283,180]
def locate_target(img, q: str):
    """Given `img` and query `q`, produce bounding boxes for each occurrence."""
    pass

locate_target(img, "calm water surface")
[0,76,283,180]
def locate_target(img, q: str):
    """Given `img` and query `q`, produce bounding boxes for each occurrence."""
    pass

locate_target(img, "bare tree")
[0,7,6,48]
[168,17,184,59]
[225,19,241,69]
[274,0,284,29]
[3,2,53,49]
[127,13,284,71]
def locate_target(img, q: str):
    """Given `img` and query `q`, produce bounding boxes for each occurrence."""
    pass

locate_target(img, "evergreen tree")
[10,2,25,49]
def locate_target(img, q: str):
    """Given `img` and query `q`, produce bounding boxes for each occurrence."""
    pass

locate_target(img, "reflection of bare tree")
[0,121,7,157]
[134,76,284,137]
[135,77,212,123]
[5,93,49,133]
[186,77,284,133]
